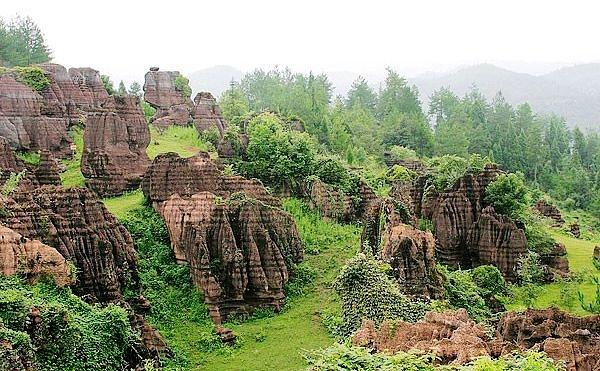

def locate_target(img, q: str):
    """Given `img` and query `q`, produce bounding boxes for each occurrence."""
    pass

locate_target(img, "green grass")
[60,126,85,188]
[147,125,212,159]
[197,198,360,371]
[506,229,600,315]
[102,189,145,219]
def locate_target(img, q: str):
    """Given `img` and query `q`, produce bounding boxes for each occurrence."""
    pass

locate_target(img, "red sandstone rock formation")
[143,69,193,128]
[81,95,150,196]
[0,225,72,286]
[389,164,568,281]
[361,199,443,298]
[535,199,565,226]
[141,152,279,208]
[305,178,378,223]
[353,308,600,370]
[192,92,227,136]
[594,246,599,263]
[0,186,169,360]
[68,67,110,108]
[0,74,73,157]
[497,308,600,370]
[142,152,303,323]
[0,137,60,191]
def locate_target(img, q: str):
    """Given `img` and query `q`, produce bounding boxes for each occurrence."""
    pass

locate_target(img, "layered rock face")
[142,152,279,208]
[391,164,568,281]
[0,186,169,359]
[0,74,73,157]
[142,152,303,323]
[192,92,227,136]
[362,199,443,298]
[352,310,496,365]
[353,308,600,370]
[305,178,378,223]
[0,186,139,303]
[497,308,600,370]
[67,67,110,109]
[143,69,193,128]
[0,137,61,191]
[535,199,565,226]
[0,225,72,286]
[81,95,150,196]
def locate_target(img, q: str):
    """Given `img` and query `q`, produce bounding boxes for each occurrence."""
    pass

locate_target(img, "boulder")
[570,223,581,238]
[81,95,150,196]
[192,92,227,136]
[594,246,599,264]
[535,199,565,226]
[0,225,72,286]
[143,69,193,128]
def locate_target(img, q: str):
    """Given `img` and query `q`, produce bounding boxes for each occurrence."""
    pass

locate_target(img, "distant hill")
[411,63,600,130]
[187,65,243,98]
[188,63,600,130]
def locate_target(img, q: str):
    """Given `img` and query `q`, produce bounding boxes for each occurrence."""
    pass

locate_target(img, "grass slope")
[60,126,85,187]
[147,125,212,159]
[102,197,360,371]
[506,229,600,315]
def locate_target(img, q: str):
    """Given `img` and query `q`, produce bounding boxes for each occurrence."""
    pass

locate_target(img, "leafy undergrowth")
[147,125,213,159]
[114,198,359,370]
[60,126,85,187]
[505,229,600,315]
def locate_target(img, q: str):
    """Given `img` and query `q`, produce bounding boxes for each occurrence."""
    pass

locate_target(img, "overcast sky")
[3,0,600,84]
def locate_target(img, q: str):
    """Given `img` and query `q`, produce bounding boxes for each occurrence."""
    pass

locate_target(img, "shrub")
[141,101,156,122]
[578,276,600,314]
[16,151,40,165]
[464,350,565,370]
[1,171,25,195]
[485,172,530,219]
[200,127,220,147]
[13,66,50,92]
[426,154,491,191]
[438,265,492,322]
[386,164,417,183]
[517,251,545,284]
[101,74,115,95]
[469,265,506,297]
[388,145,418,162]
[0,276,133,371]
[174,74,192,98]
[284,262,317,298]
[333,253,430,336]
[313,155,357,193]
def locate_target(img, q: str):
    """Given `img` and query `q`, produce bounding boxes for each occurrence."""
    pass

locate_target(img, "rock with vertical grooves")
[68,67,110,109]
[142,152,303,324]
[81,95,150,196]
[0,137,60,191]
[192,92,227,136]
[0,225,73,286]
[0,75,73,157]
[535,199,565,226]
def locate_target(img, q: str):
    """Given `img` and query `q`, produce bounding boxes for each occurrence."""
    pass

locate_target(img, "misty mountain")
[411,63,600,130]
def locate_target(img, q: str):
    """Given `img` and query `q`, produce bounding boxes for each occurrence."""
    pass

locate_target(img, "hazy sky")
[3,0,600,84]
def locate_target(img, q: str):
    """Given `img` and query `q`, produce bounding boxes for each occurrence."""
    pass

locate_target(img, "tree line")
[219,68,600,218]
[0,16,51,67]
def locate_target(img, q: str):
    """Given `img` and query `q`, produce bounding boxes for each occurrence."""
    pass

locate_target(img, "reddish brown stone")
[535,199,565,226]
[192,92,227,136]
[305,178,378,223]
[143,69,193,128]
[81,95,150,196]
[68,67,109,109]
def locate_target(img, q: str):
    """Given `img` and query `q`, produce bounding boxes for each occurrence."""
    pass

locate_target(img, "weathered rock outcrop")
[0,225,72,286]
[0,186,169,361]
[305,178,378,223]
[143,69,193,128]
[67,67,110,109]
[81,95,150,196]
[142,152,303,323]
[192,92,227,136]
[594,246,600,264]
[0,137,61,191]
[352,310,495,365]
[497,308,600,370]
[0,74,73,157]
[361,199,443,298]
[141,152,279,208]
[353,308,600,370]
[389,164,568,281]
[535,199,565,226]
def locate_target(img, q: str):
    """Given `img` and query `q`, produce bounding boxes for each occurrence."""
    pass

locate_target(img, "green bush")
[313,155,358,193]
[426,154,491,191]
[438,265,492,322]
[388,145,418,162]
[141,101,156,122]
[285,262,317,298]
[333,254,430,336]
[386,164,417,183]
[464,350,565,370]
[485,172,530,219]
[578,276,600,314]
[101,74,115,95]
[0,276,133,371]
[517,251,545,284]
[469,265,506,297]
[174,74,192,98]
[13,66,50,92]
[16,151,40,165]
